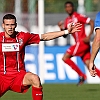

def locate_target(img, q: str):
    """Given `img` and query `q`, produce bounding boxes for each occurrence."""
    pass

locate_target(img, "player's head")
[64,1,74,15]
[2,14,17,37]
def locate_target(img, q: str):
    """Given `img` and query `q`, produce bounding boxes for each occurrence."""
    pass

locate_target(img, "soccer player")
[89,12,100,77]
[58,1,100,86]
[0,14,81,100]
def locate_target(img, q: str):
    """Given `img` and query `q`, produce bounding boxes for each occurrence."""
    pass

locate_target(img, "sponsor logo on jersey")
[19,38,23,46]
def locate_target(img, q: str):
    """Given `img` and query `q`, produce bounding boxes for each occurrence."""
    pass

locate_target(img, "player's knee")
[62,56,68,62]
[62,54,71,62]
[31,74,41,87]
[62,56,65,61]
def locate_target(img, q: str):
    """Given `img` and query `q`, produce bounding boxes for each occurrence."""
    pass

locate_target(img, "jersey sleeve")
[24,32,40,45]
[94,12,100,30]
[78,14,90,24]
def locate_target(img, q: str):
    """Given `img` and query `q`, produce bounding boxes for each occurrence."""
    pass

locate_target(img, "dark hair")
[64,1,74,7]
[3,14,16,23]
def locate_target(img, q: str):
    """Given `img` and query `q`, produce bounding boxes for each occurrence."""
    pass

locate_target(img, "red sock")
[32,86,43,100]
[64,58,86,78]
[96,68,100,77]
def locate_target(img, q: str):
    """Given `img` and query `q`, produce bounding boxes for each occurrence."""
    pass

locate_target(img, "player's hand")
[58,21,64,30]
[83,36,90,43]
[68,23,82,33]
[89,62,97,77]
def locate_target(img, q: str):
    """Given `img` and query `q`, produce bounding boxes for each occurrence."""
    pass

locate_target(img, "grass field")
[1,84,100,100]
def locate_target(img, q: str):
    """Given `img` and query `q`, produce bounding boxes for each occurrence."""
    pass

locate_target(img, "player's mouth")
[8,30,13,32]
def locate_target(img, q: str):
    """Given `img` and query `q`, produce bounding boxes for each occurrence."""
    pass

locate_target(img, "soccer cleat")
[77,76,86,86]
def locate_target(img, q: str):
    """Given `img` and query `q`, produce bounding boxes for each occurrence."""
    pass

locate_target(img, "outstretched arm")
[41,23,81,41]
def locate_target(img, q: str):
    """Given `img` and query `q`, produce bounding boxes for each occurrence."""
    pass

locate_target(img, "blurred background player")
[89,12,100,77]
[58,1,100,86]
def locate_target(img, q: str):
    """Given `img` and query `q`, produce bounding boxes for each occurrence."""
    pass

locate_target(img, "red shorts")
[66,41,90,62]
[0,70,30,97]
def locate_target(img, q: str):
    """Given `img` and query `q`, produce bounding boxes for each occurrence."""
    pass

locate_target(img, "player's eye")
[11,24,15,26]
[5,24,9,26]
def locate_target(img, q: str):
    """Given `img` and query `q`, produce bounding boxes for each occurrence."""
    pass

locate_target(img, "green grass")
[1,84,100,100]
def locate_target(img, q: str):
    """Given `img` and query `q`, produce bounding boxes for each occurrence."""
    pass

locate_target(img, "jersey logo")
[19,38,23,46]
[12,44,19,50]
[2,43,19,52]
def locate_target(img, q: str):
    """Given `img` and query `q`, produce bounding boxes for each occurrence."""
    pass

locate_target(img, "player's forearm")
[41,30,68,41]
[88,20,94,37]
[90,32,100,63]
[41,23,81,41]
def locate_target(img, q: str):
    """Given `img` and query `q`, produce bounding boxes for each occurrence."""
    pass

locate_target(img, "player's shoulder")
[17,31,37,38]
[94,12,100,29]
[0,32,4,37]
[75,12,86,18]
[17,31,30,38]
[18,31,30,34]
[96,12,100,16]
[17,31,31,36]
[95,12,100,21]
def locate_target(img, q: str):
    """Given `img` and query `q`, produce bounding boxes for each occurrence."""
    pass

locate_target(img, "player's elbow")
[89,19,94,26]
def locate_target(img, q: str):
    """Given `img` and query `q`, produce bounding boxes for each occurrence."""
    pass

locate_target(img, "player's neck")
[69,11,74,17]
[5,31,17,38]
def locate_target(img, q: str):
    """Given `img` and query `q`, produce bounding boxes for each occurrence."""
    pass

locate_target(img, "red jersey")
[0,32,40,74]
[64,12,90,42]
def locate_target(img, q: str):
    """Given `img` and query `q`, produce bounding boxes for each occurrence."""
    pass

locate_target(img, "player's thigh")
[62,45,76,60]
[23,72,41,86]
[0,75,9,97]
[84,60,89,67]
[10,71,28,93]
[82,52,90,69]
[66,42,84,56]
[74,41,90,56]
[62,52,72,61]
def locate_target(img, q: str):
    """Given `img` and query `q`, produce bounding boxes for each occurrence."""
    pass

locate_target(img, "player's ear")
[15,23,17,28]
[2,23,4,29]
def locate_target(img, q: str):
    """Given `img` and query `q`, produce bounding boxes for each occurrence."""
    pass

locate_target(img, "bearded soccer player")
[0,14,81,100]
[89,12,100,77]
[58,1,100,86]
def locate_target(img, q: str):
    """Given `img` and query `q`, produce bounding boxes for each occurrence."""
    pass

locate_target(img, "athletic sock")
[32,86,43,100]
[64,58,86,78]
[96,68,100,77]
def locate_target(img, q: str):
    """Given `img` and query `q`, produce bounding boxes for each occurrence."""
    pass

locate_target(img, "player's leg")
[62,46,86,79]
[23,72,43,100]
[82,53,100,78]
[10,71,43,100]
[62,52,86,78]
[0,74,10,97]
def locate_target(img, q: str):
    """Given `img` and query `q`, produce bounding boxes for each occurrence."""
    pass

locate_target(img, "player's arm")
[58,21,65,31]
[90,29,100,63]
[89,29,100,76]
[41,23,81,41]
[89,12,100,77]
[78,14,94,43]
[58,21,68,38]
[87,19,94,38]
[83,19,94,43]
[88,19,94,36]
